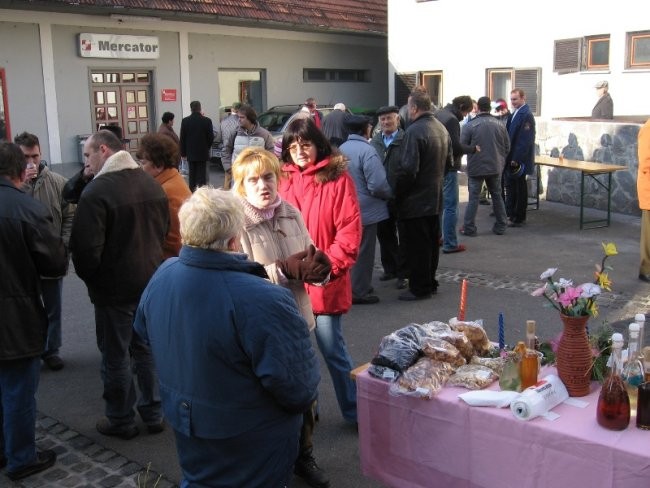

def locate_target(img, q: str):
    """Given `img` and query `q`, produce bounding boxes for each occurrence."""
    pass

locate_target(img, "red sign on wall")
[161,89,177,102]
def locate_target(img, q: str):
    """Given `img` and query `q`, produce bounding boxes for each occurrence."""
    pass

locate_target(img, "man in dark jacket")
[179,100,214,191]
[134,188,319,487]
[461,96,510,236]
[370,105,408,290]
[388,89,451,301]
[70,130,169,441]
[434,95,477,254]
[0,142,68,481]
[592,80,613,120]
[505,88,536,227]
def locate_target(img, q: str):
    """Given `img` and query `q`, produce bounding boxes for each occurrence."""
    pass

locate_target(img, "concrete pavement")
[6,164,648,487]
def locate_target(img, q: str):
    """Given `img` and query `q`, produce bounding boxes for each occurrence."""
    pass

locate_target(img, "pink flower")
[557,286,582,307]
[550,332,563,353]
[531,286,547,297]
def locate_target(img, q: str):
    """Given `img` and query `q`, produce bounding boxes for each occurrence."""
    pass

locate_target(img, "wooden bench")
[534,155,628,229]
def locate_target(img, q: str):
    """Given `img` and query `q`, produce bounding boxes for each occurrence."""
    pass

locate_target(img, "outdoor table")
[534,156,627,229]
[357,367,650,488]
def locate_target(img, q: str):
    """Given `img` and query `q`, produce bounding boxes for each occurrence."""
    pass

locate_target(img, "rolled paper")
[458,279,467,321]
[499,312,505,351]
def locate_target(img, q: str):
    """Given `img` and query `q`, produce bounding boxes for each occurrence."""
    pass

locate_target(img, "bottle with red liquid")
[597,333,630,430]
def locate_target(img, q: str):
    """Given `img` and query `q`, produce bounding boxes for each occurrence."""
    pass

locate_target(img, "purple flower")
[557,287,582,307]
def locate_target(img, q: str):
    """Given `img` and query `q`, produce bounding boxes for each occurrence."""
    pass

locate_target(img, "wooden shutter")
[554,38,582,73]
[514,68,541,116]
[394,72,417,107]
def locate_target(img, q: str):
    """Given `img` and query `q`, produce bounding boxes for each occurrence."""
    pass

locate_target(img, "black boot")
[294,449,330,488]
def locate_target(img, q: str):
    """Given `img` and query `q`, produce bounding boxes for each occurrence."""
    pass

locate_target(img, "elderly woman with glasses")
[134,188,320,488]
[278,117,362,428]
[137,133,191,259]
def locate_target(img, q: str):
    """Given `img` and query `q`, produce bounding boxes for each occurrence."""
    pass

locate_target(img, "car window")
[258,112,291,132]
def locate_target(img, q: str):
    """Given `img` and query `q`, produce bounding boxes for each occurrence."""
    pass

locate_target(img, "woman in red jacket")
[278,117,362,425]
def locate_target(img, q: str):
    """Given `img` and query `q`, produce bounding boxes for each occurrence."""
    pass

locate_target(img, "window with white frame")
[626,31,650,69]
[487,67,541,116]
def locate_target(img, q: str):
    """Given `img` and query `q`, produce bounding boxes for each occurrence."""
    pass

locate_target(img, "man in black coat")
[0,142,68,481]
[179,100,214,191]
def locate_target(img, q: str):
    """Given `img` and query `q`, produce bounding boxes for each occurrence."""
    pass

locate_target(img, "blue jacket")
[340,134,392,226]
[134,246,319,441]
[506,103,536,175]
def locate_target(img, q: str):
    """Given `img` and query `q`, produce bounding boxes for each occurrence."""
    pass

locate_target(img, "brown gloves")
[276,245,332,283]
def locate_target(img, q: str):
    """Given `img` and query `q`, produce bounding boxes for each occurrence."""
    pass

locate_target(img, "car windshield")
[258,106,299,132]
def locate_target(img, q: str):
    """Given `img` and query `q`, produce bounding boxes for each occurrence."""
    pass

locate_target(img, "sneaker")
[146,420,165,434]
[396,278,409,290]
[6,450,56,481]
[43,355,64,371]
[294,451,330,488]
[96,418,139,440]
[352,294,380,305]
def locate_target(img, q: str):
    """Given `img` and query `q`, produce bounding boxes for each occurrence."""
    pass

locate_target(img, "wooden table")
[534,155,627,229]
[358,368,650,488]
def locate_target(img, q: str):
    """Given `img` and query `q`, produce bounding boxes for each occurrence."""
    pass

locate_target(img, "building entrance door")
[90,70,153,156]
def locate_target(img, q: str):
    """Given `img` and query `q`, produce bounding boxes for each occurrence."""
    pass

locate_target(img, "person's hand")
[305,248,332,283]
[82,165,94,181]
[276,249,309,280]
[475,145,481,153]
[276,245,331,283]
[24,162,38,181]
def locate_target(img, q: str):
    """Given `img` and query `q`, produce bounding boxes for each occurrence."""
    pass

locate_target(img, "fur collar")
[283,152,348,185]
[96,150,140,178]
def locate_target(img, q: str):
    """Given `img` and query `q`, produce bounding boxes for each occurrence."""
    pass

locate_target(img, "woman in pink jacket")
[279,117,362,424]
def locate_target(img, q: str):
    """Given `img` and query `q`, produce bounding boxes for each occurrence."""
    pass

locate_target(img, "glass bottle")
[515,340,539,390]
[597,333,630,430]
[526,320,536,350]
[643,347,650,383]
[499,351,521,392]
[622,323,645,417]
[635,313,646,353]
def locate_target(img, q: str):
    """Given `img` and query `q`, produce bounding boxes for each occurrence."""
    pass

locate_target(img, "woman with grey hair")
[134,187,320,488]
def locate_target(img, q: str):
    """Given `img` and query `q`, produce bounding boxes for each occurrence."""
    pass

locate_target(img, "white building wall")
[389,0,649,118]
[0,8,387,163]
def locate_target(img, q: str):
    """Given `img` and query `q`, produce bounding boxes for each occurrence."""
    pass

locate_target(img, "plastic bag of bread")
[431,330,474,361]
[371,324,423,372]
[470,356,506,376]
[390,357,455,399]
[421,338,466,367]
[368,364,399,382]
[447,364,498,390]
[419,321,452,336]
[449,317,491,356]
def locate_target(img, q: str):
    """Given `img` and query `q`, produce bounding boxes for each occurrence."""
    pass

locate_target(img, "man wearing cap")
[371,105,409,290]
[340,114,392,305]
[505,88,536,227]
[461,96,510,236]
[322,102,348,147]
[592,81,613,120]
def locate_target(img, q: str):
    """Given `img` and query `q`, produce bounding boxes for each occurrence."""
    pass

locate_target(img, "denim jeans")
[314,314,357,423]
[94,303,161,426]
[41,278,63,359]
[442,171,459,251]
[464,175,508,235]
[0,357,40,472]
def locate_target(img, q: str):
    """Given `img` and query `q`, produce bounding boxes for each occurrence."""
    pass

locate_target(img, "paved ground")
[4,164,648,487]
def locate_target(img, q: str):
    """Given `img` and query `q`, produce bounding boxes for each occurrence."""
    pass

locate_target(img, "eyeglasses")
[288,142,314,152]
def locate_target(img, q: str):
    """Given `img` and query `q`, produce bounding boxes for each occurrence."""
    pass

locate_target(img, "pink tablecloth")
[358,367,650,488]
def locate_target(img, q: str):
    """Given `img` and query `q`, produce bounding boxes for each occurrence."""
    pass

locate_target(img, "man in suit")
[504,88,536,227]
[179,101,214,191]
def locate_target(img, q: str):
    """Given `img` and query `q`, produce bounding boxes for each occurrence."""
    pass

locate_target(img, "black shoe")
[96,418,139,440]
[0,454,6,470]
[294,451,330,488]
[43,355,64,371]
[379,272,396,281]
[507,221,524,228]
[639,274,650,283]
[146,420,165,434]
[6,450,56,481]
[352,294,380,305]
[396,278,409,290]
[398,290,432,301]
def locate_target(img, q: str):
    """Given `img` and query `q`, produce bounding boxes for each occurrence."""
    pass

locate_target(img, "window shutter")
[514,68,541,116]
[554,38,582,73]
[394,73,417,107]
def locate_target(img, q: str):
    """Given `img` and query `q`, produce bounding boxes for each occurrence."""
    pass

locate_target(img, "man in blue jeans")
[0,142,68,480]
[70,130,169,440]
[434,96,478,253]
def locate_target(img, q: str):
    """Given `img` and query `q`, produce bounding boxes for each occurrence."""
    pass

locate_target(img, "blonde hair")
[231,148,282,197]
[179,186,244,251]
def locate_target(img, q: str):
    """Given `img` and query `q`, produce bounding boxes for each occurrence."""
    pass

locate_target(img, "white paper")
[458,390,519,408]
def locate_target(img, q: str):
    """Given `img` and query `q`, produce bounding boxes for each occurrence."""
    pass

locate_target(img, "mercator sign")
[79,33,160,59]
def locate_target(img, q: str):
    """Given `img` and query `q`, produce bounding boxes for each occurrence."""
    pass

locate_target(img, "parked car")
[258,104,336,140]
